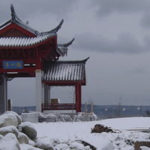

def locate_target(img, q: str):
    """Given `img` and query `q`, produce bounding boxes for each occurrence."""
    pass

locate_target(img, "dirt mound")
[91,124,114,133]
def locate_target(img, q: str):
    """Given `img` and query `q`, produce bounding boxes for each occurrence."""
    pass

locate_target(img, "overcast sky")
[3,0,150,106]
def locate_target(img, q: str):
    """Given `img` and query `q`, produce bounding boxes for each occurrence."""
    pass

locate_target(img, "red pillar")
[75,83,82,112]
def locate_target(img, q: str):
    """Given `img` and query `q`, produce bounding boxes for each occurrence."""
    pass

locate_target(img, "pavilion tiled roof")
[0,5,74,56]
[43,58,89,83]
[0,32,55,47]
[0,34,73,57]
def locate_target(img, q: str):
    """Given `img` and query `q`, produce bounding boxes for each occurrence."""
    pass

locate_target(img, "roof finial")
[63,38,75,47]
[10,4,16,21]
[40,19,64,35]
[58,38,75,47]
[83,57,90,62]
[50,19,64,33]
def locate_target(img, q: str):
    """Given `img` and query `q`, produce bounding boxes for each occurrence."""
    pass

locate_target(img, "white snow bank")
[34,117,150,150]
[141,146,150,150]
[100,117,150,130]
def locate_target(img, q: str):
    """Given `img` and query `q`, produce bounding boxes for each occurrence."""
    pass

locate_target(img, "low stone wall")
[21,112,39,123]
[21,112,98,122]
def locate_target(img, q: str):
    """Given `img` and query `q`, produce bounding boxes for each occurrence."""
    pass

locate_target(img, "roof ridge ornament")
[10,4,17,22]
[40,19,64,35]
[58,38,75,47]
[10,4,23,23]
[57,38,75,56]
[50,19,64,33]
[9,4,39,35]
[83,57,90,63]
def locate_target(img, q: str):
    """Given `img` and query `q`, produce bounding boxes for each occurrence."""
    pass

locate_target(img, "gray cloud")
[1,0,150,106]
[140,13,150,28]
[0,0,75,22]
[92,0,150,30]
[75,33,148,54]
[93,0,150,16]
[131,67,147,74]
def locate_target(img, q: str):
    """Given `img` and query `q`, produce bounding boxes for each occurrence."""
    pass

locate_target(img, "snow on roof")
[0,33,56,47]
[43,59,88,82]
[34,117,150,150]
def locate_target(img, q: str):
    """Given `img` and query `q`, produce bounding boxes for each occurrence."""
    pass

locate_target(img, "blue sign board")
[3,61,23,69]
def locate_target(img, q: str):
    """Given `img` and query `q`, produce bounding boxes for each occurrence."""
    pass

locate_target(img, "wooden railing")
[41,103,76,111]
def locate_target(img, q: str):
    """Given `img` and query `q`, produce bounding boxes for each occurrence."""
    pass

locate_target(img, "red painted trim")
[0,67,36,73]
[0,59,39,64]
[0,23,36,37]
[41,103,76,111]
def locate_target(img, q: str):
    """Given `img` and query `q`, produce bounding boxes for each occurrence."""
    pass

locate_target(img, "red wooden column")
[75,83,82,112]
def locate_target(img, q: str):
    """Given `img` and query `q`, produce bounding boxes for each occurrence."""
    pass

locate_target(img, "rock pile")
[0,111,40,150]
[0,111,93,150]
[91,124,114,133]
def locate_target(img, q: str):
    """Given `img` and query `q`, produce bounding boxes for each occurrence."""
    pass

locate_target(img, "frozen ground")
[34,117,150,150]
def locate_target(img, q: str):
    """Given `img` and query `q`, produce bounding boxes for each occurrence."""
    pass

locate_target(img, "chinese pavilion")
[0,5,88,113]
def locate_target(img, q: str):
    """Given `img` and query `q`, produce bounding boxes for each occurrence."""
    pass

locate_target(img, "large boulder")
[35,137,54,150]
[0,111,22,128]
[5,111,22,124]
[20,144,42,150]
[54,143,69,150]
[19,122,37,140]
[17,132,29,144]
[0,133,20,150]
[69,141,86,150]
[0,126,19,137]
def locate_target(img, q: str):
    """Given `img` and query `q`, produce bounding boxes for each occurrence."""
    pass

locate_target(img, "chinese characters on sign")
[3,61,23,69]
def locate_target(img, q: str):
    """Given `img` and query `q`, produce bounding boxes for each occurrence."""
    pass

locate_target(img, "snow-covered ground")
[34,117,150,150]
